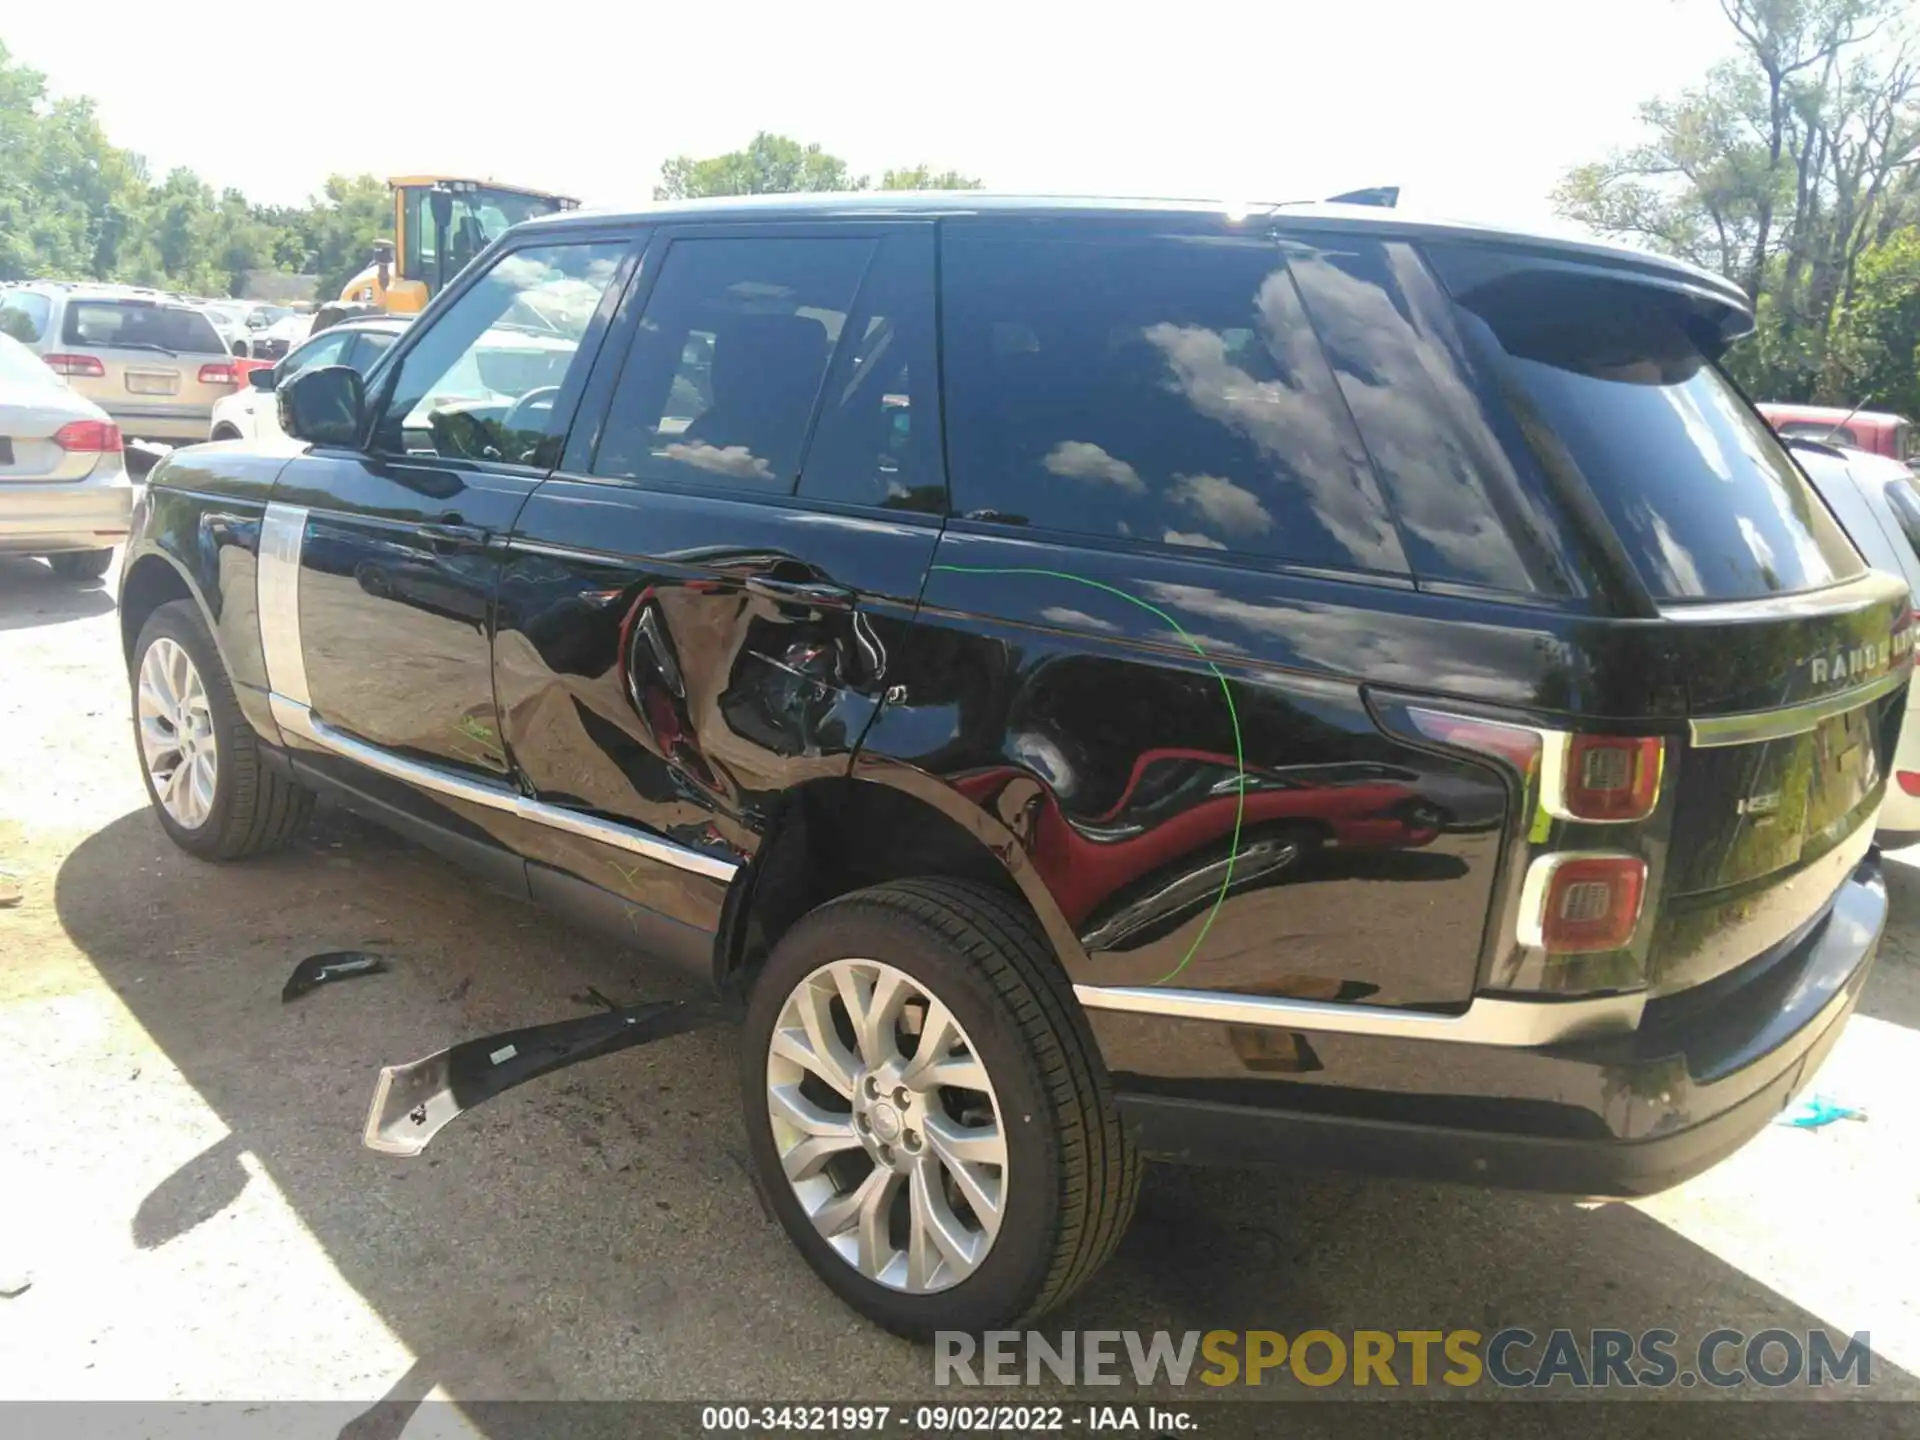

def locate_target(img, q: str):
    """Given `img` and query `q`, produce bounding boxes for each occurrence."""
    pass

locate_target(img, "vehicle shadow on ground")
[52,807,1918,1417]
[0,554,115,631]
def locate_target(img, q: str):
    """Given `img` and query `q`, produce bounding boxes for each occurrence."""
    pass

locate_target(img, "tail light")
[1519,853,1647,954]
[43,353,105,378]
[198,362,240,387]
[1898,772,1920,797]
[51,420,124,453]
[1548,735,1664,822]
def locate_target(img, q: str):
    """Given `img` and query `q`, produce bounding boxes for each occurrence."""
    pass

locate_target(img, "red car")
[1758,403,1914,466]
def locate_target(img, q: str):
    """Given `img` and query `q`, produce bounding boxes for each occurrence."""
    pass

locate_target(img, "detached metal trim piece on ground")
[1072,983,1646,1046]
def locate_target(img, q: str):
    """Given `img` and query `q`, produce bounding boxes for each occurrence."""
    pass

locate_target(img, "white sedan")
[210,317,410,445]
[0,331,134,583]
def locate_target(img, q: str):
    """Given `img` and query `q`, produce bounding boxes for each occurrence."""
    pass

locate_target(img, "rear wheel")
[131,599,313,859]
[48,549,113,583]
[742,878,1140,1336]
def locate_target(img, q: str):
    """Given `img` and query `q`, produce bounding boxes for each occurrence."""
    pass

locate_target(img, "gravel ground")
[2,549,1918,1430]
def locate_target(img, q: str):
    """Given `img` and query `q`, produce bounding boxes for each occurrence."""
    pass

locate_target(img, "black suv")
[119,195,1906,1336]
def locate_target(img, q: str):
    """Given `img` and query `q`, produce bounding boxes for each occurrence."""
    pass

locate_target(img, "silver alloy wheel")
[137,636,218,830]
[766,957,1008,1293]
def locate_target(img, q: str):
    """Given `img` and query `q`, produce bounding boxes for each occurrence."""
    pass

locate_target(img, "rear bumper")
[1096,857,1885,1198]
[101,405,214,444]
[0,471,134,553]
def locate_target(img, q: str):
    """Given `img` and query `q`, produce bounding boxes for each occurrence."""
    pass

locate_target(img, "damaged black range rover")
[119,194,1906,1336]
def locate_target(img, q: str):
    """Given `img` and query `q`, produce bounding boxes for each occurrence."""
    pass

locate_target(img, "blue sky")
[10,0,1738,229]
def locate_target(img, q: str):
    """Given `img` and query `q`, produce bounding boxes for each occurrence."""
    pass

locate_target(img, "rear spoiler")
[1327,186,1400,208]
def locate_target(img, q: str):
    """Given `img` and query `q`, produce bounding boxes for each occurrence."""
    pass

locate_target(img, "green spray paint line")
[929,563,1244,987]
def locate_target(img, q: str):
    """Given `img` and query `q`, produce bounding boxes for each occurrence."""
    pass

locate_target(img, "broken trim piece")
[364,999,725,1155]
[283,950,388,1002]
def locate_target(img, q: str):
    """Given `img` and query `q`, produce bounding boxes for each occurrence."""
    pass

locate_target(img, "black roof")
[520,190,1749,318]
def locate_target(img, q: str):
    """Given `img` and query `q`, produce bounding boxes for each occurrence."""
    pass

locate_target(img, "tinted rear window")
[1430,248,1863,600]
[62,301,228,356]
[940,227,1407,575]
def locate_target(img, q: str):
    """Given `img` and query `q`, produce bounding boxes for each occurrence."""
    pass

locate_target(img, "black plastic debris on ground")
[283,950,389,1003]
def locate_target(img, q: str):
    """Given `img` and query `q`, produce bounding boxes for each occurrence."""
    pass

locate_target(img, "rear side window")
[940,227,1408,575]
[1430,246,1863,601]
[1883,477,1920,559]
[62,301,228,356]
[1287,238,1587,596]
[797,234,943,513]
[0,291,50,342]
[593,236,875,491]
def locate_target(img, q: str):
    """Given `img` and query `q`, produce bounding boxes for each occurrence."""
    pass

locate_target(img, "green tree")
[1829,224,1920,414]
[655,132,864,199]
[654,133,984,200]
[303,174,394,302]
[1556,0,1920,402]
[878,165,983,191]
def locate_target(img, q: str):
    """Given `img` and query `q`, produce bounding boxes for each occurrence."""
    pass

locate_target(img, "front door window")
[372,241,626,465]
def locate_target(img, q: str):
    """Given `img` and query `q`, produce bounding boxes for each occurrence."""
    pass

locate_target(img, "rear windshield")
[61,301,228,356]
[1430,249,1864,601]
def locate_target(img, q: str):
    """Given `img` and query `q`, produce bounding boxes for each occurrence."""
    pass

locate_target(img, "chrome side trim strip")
[1688,667,1907,748]
[269,695,740,884]
[507,539,623,567]
[256,502,311,707]
[1072,983,1645,1047]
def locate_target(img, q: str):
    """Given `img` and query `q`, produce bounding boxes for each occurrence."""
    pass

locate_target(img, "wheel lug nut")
[879,1144,893,1165]
[903,1129,920,1151]
[856,1113,870,1133]
[863,1076,880,1099]
[893,1086,911,1108]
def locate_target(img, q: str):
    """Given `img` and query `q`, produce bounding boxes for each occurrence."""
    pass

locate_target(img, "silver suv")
[0,283,239,446]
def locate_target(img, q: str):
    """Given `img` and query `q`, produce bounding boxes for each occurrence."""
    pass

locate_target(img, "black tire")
[211,425,244,442]
[48,548,113,583]
[131,599,313,860]
[741,877,1140,1337]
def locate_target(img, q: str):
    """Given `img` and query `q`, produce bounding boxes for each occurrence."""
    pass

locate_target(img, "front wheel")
[131,599,313,859]
[48,548,113,583]
[742,878,1140,1336]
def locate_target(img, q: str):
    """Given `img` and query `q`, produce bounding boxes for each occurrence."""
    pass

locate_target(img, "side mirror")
[248,366,277,393]
[278,365,365,448]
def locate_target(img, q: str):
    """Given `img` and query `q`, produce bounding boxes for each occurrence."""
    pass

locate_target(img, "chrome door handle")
[415,521,488,551]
